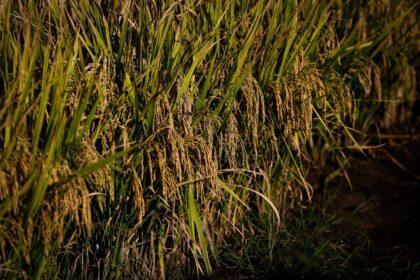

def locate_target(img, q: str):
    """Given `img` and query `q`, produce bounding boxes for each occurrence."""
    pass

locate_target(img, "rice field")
[0,0,418,278]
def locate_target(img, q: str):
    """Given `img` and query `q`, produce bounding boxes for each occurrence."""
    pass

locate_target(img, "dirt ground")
[208,132,420,280]
[329,136,420,279]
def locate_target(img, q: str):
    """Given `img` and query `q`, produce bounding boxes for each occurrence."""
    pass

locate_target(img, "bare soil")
[210,135,420,279]
[330,137,420,279]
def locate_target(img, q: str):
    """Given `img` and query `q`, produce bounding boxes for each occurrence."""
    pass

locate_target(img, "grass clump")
[0,0,418,278]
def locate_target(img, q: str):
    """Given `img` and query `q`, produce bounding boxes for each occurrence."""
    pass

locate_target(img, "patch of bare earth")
[326,136,420,278]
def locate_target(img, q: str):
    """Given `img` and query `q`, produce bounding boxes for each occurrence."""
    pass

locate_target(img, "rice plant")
[0,0,418,278]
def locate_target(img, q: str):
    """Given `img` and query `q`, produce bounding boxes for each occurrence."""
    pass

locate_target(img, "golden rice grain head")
[22,217,33,264]
[1,138,32,214]
[372,63,382,101]
[41,205,52,249]
[155,94,175,129]
[130,166,145,226]
[45,161,92,241]
[156,146,177,200]
[224,112,239,168]
[357,63,373,98]
[178,84,194,136]
[168,131,183,181]
[241,74,265,148]
[77,138,115,200]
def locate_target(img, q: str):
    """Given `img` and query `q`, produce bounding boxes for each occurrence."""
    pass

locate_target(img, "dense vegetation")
[0,0,418,278]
